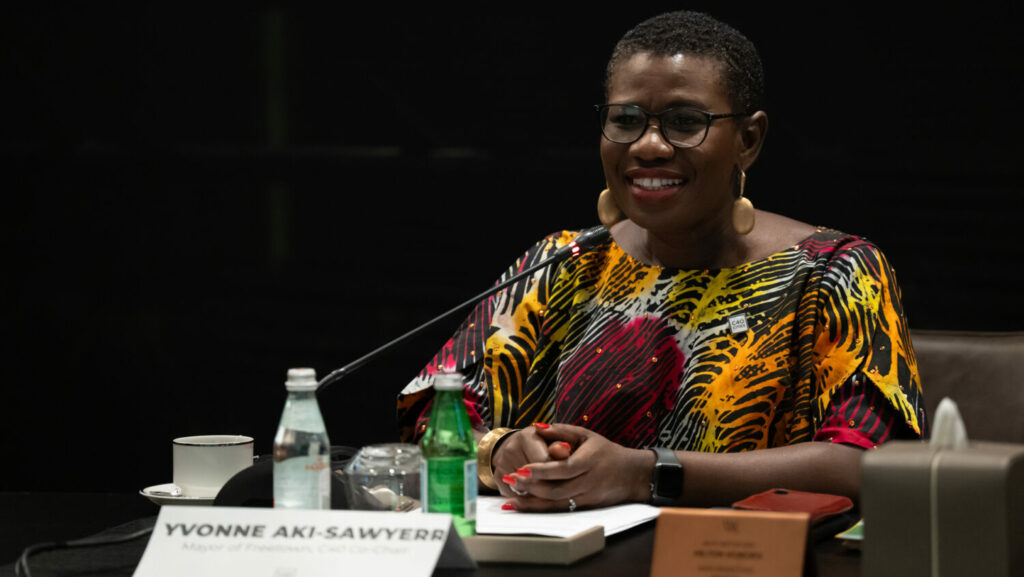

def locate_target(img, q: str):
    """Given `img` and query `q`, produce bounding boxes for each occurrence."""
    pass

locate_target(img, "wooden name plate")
[650,508,810,577]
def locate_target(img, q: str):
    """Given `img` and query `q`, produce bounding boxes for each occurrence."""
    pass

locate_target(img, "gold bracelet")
[477,427,518,490]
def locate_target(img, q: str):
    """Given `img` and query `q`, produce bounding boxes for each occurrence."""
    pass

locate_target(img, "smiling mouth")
[630,177,686,190]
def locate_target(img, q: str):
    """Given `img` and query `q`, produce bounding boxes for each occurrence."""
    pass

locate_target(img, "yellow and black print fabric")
[398,228,926,452]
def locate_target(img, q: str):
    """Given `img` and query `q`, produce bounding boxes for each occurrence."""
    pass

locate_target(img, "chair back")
[912,330,1024,443]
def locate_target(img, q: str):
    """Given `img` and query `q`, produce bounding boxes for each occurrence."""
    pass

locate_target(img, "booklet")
[474,495,660,538]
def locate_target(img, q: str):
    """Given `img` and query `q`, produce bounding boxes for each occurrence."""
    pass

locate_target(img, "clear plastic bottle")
[419,371,477,536]
[273,367,331,509]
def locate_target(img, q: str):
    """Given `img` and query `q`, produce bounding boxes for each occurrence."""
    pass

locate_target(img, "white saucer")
[140,483,216,506]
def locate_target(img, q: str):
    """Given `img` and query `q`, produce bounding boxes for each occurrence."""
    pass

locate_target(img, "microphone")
[316,225,611,392]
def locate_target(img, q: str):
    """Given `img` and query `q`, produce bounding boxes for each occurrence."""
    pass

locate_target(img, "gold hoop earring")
[597,188,622,227]
[732,170,755,235]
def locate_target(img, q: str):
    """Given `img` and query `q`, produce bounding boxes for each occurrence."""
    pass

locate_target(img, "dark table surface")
[0,492,862,576]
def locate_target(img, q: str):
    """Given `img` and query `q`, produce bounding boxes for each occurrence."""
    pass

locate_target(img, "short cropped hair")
[605,10,765,113]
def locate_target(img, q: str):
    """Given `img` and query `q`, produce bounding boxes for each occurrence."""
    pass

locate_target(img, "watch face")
[658,463,684,497]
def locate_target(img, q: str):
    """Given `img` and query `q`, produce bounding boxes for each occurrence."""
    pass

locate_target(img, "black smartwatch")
[648,447,684,506]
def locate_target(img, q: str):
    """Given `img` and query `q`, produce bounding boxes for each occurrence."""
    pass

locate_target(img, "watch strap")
[649,446,684,506]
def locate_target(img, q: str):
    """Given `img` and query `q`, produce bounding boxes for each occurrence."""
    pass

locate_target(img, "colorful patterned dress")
[397,228,927,452]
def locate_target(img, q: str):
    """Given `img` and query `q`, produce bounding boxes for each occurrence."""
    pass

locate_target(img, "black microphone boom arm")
[316,225,610,392]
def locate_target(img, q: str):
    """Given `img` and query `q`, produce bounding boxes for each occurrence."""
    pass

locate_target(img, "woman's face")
[601,52,745,238]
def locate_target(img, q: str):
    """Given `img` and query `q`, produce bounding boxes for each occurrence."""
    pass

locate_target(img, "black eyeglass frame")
[594,103,752,149]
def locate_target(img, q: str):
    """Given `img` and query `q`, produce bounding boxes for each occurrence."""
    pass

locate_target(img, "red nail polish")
[534,422,551,429]
[501,503,516,511]
[560,442,571,449]
[516,467,532,478]
[502,474,517,485]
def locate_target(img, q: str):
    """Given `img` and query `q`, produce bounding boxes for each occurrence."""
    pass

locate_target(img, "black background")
[3,4,1022,493]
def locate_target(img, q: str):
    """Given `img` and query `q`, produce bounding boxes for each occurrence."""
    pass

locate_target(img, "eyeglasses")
[595,104,750,149]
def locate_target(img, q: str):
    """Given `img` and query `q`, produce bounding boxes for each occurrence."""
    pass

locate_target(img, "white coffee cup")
[172,435,254,498]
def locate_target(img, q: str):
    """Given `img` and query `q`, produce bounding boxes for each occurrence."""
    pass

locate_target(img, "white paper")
[134,506,455,577]
[475,495,660,538]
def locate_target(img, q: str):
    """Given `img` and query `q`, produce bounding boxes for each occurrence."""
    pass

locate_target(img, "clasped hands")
[491,423,653,512]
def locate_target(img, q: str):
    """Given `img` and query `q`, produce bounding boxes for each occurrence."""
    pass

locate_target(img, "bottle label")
[421,456,477,521]
[463,459,477,521]
[419,460,427,512]
[273,454,330,510]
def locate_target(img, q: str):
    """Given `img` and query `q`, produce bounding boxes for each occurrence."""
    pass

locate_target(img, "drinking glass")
[342,442,421,511]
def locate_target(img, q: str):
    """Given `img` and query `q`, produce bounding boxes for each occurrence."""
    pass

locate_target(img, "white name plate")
[133,506,473,577]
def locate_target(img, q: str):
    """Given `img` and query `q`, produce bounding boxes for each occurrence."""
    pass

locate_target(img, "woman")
[397,10,926,511]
